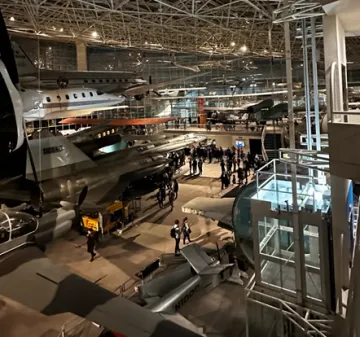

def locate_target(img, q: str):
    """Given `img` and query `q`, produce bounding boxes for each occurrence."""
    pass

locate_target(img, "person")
[169,188,175,211]
[232,174,236,185]
[156,189,163,208]
[173,179,179,199]
[198,158,203,176]
[86,229,96,262]
[192,158,198,175]
[182,217,192,245]
[220,159,225,173]
[170,220,181,256]
[220,172,226,190]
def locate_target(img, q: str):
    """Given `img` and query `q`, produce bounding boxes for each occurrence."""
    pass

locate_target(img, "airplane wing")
[0,246,203,337]
[124,72,210,97]
[59,117,175,126]
[181,197,234,226]
[85,164,167,207]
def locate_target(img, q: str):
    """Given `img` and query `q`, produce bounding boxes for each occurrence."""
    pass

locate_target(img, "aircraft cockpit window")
[111,129,115,134]
[46,97,51,103]
[57,95,61,101]
[99,79,103,83]
[84,79,88,83]
[0,211,38,244]
[125,79,128,82]
[113,79,116,83]
[90,92,93,97]
[96,90,105,96]
[82,93,86,98]
[106,79,110,83]
[65,94,69,100]
[74,94,78,99]
[107,131,110,135]
[92,79,95,83]
[102,132,106,137]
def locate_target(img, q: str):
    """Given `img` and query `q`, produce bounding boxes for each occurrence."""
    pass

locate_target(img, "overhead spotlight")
[52,26,56,30]
[240,44,248,53]
[92,31,99,38]
[59,28,64,32]
[272,82,275,86]
[144,41,148,45]
[230,41,236,47]
[129,53,132,56]
[263,49,268,53]
[9,16,15,22]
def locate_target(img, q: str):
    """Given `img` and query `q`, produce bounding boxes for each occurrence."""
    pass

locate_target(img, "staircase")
[261,126,281,161]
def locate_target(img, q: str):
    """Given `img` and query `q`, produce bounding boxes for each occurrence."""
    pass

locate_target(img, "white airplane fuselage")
[20,88,125,120]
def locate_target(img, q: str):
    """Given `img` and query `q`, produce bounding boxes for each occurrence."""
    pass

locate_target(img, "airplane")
[14,43,148,92]
[20,87,126,120]
[139,244,235,315]
[15,44,209,101]
[151,90,291,101]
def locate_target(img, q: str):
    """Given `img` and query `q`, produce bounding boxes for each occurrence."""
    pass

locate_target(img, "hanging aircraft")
[20,87,126,120]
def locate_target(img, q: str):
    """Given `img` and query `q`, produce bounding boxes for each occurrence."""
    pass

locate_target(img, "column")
[76,41,88,71]
[323,15,347,119]
[323,15,350,315]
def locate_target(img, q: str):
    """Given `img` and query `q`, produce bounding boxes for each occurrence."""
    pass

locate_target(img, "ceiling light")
[230,41,236,47]
[240,45,248,53]
[92,31,99,38]
[59,28,64,32]
[9,17,15,22]
[144,41,148,45]
[52,26,56,30]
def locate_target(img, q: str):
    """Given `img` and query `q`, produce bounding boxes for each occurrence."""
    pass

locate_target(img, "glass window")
[74,94,78,99]
[99,79,103,83]
[84,79,88,83]
[92,79,95,83]
[56,95,61,101]
[106,79,110,83]
[97,90,104,96]
[65,94,69,100]
[82,93,86,98]
[90,92,93,97]
[113,79,116,83]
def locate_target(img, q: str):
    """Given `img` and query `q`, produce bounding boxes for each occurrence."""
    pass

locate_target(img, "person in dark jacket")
[220,159,225,173]
[173,179,179,199]
[169,189,175,211]
[87,229,96,262]
[192,158,198,175]
[156,190,163,208]
[198,158,203,176]
[173,220,181,256]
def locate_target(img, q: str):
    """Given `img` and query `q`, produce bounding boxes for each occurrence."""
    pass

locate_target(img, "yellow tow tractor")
[81,198,141,238]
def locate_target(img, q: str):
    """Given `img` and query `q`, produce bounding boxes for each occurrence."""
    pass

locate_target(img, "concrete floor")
[0,160,241,337]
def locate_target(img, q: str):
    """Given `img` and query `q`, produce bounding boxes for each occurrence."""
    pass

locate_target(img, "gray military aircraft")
[139,244,234,315]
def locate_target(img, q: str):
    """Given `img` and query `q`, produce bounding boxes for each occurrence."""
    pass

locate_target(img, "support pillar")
[323,14,350,315]
[76,41,88,71]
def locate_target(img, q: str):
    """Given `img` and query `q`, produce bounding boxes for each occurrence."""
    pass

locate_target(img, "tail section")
[26,136,96,181]
[0,10,25,180]
[12,42,37,79]
[180,244,233,276]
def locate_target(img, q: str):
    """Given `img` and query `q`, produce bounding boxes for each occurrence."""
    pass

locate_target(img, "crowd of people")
[185,143,265,189]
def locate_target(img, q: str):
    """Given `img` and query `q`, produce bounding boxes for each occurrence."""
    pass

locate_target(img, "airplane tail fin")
[12,42,37,78]
[0,10,26,181]
[26,136,96,182]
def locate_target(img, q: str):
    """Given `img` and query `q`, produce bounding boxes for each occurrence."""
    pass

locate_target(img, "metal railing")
[245,275,334,337]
